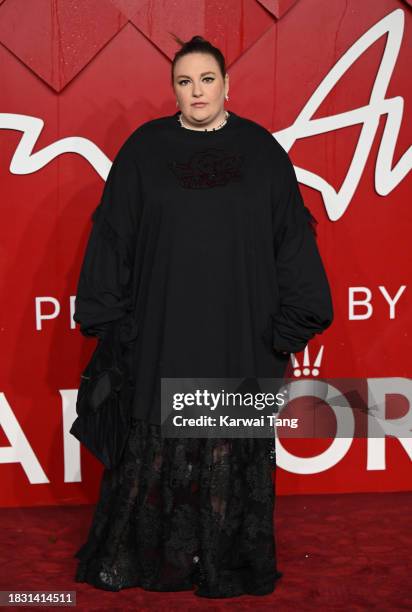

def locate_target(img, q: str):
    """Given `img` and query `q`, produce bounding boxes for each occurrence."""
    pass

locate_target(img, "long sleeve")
[271,148,334,354]
[73,140,141,339]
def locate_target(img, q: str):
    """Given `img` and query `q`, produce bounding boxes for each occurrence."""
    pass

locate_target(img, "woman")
[72,35,333,598]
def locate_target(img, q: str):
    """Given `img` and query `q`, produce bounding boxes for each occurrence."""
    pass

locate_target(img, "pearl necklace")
[178,110,229,131]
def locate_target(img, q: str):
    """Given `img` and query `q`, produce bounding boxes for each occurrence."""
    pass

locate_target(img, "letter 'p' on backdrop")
[1,0,411,507]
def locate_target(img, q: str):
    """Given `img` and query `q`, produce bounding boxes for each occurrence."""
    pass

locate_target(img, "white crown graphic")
[290,345,325,377]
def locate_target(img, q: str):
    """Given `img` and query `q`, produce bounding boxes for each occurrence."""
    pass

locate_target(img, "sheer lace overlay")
[74,419,282,598]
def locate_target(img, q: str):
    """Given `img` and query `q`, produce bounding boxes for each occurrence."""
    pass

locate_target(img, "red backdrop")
[1,0,411,507]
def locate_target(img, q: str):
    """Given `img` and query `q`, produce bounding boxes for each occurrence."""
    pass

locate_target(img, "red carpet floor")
[1,491,411,611]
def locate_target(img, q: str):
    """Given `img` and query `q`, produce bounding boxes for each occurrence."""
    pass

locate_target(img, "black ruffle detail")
[90,201,134,307]
[91,203,127,258]
[297,204,318,239]
[304,205,318,238]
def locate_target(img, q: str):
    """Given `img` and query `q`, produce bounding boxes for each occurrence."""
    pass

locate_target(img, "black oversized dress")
[72,110,334,598]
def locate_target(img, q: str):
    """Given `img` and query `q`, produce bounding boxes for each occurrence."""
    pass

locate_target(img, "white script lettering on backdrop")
[0,9,410,222]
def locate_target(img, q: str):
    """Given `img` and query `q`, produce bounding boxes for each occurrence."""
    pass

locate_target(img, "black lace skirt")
[74,419,282,598]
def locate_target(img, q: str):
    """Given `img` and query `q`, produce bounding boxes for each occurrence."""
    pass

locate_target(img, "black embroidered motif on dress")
[168,148,244,189]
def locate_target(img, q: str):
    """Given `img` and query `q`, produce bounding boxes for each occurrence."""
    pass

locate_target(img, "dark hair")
[169,34,226,85]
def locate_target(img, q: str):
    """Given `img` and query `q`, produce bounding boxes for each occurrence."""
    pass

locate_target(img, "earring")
[176,100,179,107]
[225,93,229,101]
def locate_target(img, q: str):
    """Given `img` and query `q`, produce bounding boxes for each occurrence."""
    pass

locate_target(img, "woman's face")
[173,52,229,128]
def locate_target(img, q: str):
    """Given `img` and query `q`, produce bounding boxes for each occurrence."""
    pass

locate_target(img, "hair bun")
[190,35,207,44]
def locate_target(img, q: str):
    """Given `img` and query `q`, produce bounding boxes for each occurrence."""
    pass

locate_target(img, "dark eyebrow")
[176,71,216,79]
